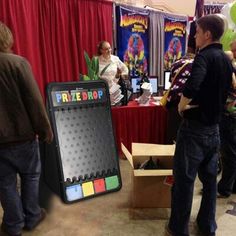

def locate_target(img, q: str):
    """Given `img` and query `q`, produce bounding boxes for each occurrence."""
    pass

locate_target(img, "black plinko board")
[44,80,122,203]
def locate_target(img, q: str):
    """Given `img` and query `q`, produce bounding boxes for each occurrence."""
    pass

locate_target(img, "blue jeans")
[218,115,236,196]
[0,140,41,235]
[169,119,220,236]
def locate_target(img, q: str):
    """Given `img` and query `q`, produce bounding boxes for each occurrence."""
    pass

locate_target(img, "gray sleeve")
[17,58,53,141]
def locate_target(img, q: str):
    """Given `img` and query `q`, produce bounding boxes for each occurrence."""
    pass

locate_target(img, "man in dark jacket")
[217,40,236,197]
[167,15,233,236]
[0,21,53,236]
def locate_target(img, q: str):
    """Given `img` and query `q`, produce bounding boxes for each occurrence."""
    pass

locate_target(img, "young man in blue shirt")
[217,41,236,198]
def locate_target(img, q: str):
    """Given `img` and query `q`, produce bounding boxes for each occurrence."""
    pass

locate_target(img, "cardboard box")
[121,142,175,208]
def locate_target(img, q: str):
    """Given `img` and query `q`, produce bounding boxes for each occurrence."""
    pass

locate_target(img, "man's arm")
[18,58,53,143]
[178,54,206,116]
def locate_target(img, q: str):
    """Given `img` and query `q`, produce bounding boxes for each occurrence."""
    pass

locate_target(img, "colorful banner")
[116,6,149,77]
[164,16,187,70]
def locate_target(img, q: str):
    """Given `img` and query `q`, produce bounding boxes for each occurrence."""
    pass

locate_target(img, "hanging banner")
[116,6,149,77]
[164,16,187,70]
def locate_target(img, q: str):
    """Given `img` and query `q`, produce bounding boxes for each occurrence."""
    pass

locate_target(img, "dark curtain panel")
[195,0,204,18]
[0,0,113,98]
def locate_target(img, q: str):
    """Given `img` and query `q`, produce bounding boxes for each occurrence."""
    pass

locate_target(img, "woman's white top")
[98,55,128,88]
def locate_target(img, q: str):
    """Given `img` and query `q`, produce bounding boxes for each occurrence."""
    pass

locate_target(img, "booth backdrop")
[0,0,188,98]
[0,0,113,98]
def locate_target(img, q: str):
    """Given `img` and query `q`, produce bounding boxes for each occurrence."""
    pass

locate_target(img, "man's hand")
[178,95,198,116]
[178,104,199,117]
[44,129,54,144]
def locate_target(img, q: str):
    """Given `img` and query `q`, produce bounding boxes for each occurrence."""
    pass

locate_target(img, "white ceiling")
[113,0,234,16]
[205,0,233,3]
[114,0,196,15]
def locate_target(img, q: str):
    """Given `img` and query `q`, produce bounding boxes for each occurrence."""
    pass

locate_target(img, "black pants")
[166,106,182,144]
[218,115,236,196]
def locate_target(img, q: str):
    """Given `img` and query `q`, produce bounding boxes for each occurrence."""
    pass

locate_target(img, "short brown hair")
[0,21,13,52]
[97,41,109,55]
[197,14,224,41]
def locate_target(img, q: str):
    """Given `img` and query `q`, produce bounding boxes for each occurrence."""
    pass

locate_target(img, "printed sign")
[51,88,105,107]
[116,6,149,77]
[164,16,187,70]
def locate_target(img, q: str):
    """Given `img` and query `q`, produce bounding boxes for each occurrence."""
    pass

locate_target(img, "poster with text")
[164,16,187,70]
[116,6,149,77]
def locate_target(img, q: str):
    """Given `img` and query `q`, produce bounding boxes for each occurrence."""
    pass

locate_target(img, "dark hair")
[196,14,224,41]
[97,40,109,56]
[188,21,196,53]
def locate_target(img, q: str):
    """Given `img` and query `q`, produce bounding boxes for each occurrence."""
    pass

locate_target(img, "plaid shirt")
[166,54,194,108]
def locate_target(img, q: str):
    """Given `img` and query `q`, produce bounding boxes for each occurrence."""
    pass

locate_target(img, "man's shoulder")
[199,45,223,58]
[0,52,27,64]
[196,47,227,66]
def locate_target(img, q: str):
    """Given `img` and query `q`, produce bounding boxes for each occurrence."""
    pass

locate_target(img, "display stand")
[43,80,122,203]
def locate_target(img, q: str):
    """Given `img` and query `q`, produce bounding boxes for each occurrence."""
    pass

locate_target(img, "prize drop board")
[44,80,122,203]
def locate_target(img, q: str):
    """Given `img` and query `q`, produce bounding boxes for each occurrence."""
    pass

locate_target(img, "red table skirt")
[111,100,168,155]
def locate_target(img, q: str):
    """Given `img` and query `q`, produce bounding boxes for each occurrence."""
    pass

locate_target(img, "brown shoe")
[23,208,46,231]
[165,223,173,236]
[217,193,230,198]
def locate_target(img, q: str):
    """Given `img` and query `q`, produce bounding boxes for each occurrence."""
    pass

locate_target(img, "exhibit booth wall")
[114,4,188,85]
[0,0,113,99]
[0,0,188,97]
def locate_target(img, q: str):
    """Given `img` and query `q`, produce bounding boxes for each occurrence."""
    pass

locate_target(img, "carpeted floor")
[0,159,236,236]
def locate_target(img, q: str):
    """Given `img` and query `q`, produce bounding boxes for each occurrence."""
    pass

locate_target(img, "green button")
[105,175,119,190]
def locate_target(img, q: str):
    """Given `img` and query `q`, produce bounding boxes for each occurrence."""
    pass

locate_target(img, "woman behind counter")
[97,41,129,105]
